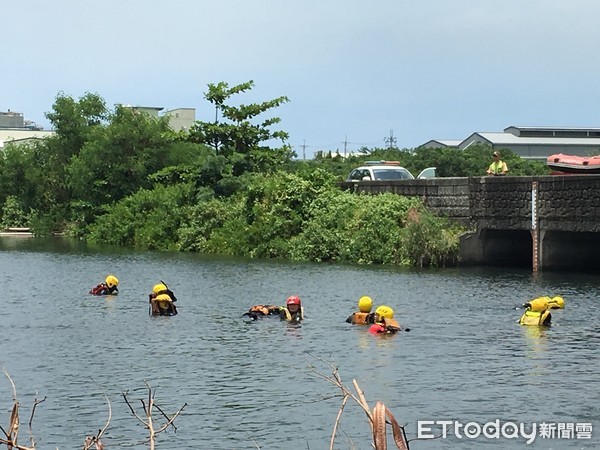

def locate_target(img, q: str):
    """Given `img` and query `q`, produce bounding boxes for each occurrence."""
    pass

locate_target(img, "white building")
[0,111,53,148]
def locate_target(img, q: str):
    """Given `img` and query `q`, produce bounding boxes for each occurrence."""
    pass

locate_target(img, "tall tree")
[67,104,172,209]
[188,81,293,174]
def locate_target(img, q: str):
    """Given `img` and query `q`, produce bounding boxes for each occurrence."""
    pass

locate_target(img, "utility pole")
[384,129,397,149]
[343,135,348,158]
[301,139,306,160]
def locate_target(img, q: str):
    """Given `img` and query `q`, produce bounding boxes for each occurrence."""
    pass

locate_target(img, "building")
[0,105,197,148]
[0,110,54,148]
[419,139,462,149]
[420,126,600,160]
[122,105,196,132]
[163,108,195,132]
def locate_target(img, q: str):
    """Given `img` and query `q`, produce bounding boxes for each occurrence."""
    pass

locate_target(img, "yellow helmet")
[525,297,550,312]
[155,294,172,310]
[375,305,394,319]
[153,283,167,295]
[358,296,373,313]
[105,275,119,288]
[549,296,565,309]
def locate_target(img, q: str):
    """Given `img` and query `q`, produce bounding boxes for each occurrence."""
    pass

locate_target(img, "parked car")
[346,161,437,182]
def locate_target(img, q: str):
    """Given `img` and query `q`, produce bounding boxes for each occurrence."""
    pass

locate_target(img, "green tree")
[67,104,174,209]
[188,81,293,174]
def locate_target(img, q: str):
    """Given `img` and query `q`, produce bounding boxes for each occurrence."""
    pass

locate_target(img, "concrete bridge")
[339,175,600,271]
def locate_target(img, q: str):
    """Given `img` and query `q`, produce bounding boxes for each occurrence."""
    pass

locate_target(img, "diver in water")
[346,296,376,325]
[368,305,402,334]
[280,295,304,323]
[89,275,119,295]
[518,296,564,326]
[149,282,178,316]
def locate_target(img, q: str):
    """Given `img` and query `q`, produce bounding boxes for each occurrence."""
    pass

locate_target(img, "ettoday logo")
[417,420,593,444]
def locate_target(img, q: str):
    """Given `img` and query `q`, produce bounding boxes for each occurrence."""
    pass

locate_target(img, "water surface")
[0,237,598,449]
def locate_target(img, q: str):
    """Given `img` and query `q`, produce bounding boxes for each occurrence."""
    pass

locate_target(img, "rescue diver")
[280,295,304,323]
[243,305,283,320]
[149,282,178,316]
[518,296,564,326]
[89,275,119,295]
[346,296,376,325]
[368,305,402,334]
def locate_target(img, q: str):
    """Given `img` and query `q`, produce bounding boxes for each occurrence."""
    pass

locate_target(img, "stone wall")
[340,174,600,232]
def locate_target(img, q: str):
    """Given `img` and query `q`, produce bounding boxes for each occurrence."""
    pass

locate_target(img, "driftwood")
[122,382,187,450]
[309,357,409,450]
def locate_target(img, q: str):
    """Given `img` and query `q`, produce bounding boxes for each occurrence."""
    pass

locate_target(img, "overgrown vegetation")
[0,80,546,267]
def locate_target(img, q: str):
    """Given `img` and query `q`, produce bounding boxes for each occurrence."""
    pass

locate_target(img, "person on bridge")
[486,151,508,176]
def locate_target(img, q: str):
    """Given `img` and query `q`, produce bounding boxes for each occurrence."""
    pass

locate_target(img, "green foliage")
[187,80,292,173]
[290,192,424,264]
[178,197,246,254]
[67,105,174,208]
[87,184,193,250]
[400,208,462,267]
[45,92,108,159]
[0,195,29,228]
[0,83,471,267]
[240,169,337,258]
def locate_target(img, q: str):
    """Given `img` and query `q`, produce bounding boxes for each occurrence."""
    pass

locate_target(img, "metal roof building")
[420,126,600,160]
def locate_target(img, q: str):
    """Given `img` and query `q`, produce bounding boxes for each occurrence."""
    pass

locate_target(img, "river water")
[0,236,598,449]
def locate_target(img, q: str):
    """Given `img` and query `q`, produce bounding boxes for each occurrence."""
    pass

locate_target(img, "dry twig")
[82,393,111,450]
[122,382,187,450]
[0,369,44,450]
[308,355,410,450]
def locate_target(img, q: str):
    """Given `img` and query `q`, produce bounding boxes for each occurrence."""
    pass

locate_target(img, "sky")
[3,0,600,158]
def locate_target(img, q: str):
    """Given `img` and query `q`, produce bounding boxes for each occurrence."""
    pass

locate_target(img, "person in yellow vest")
[368,305,402,334]
[149,282,178,316]
[280,295,304,323]
[486,151,508,176]
[346,296,376,325]
[519,296,564,326]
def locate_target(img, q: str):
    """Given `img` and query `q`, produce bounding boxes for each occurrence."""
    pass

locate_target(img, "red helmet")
[286,295,301,306]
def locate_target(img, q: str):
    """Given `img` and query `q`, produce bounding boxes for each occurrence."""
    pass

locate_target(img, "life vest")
[89,283,109,295]
[519,309,551,326]
[369,323,386,334]
[249,305,280,315]
[244,305,281,319]
[369,318,401,334]
[384,318,401,332]
[150,293,178,316]
[281,307,304,322]
[347,312,375,325]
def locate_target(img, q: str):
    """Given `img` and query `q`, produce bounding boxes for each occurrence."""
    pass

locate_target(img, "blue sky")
[3,0,600,157]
